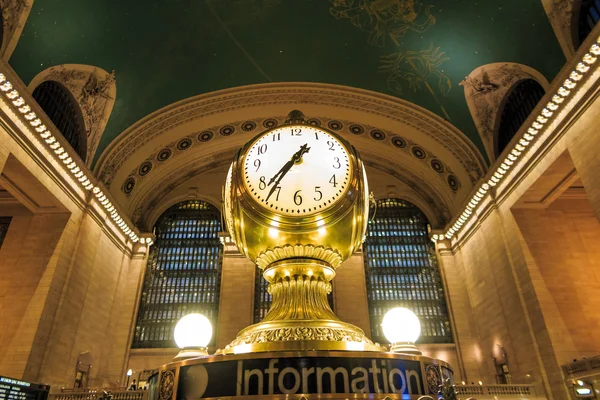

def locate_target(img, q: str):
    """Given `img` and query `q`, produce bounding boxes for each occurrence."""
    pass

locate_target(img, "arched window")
[253,272,335,323]
[363,199,452,344]
[132,200,223,348]
[578,0,600,46]
[496,79,545,158]
[32,81,87,162]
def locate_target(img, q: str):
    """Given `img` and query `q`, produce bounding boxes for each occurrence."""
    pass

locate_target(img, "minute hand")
[265,144,310,202]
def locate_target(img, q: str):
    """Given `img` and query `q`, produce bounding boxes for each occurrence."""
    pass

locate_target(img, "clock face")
[243,125,351,216]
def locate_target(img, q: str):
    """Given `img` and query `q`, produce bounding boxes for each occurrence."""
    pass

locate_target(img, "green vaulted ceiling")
[10,0,564,163]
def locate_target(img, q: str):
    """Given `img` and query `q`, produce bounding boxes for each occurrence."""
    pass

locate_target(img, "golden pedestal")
[221,259,383,354]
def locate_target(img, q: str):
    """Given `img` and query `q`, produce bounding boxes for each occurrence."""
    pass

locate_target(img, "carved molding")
[256,245,343,270]
[460,63,550,162]
[226,326,371,348]
[119,116,465,199]
[28,64,116,166]
[95,83,486,187]
[0,0,33,60]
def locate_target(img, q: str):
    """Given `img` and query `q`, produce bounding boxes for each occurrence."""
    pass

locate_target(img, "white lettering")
[350,367,370,393]
[407,369,422,394]
[369,360,381,392]
[278,367,301,394]
[302,367,315,393]
[316,367,349,394]
[244,368,263,395]
[236,361,242,396]
[381,361,390,393]
[265,359,279,394]
[389,368,406,394]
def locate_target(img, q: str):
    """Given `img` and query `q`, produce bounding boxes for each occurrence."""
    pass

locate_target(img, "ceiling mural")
[9,0,565,164]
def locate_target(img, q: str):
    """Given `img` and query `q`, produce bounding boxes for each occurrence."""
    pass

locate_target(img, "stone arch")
[460,63,549,162]
[0,0,34,60]
[28,64,116,166]
[494,79,546,158]
[145,191,222,232]
[32,80,88,161]
[541,0,579,57]
[94,83,487,231]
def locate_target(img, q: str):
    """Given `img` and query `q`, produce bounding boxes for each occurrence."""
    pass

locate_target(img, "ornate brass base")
[221,258,385,354]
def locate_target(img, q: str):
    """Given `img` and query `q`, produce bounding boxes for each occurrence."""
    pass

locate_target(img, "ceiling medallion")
[123,177,136,195]
[138,161,153,176]
[241,121,257,131]
[391,136,407,148]
[198,131,214,142]
[262,118,278,128]
[327,120,342,130]
[447,174,460,192]
[349,124,364,135]
[411,146,427,159]
[156,148,172,162]
[219,125,235,136]
[177,138,193,151]
[430,159,445,174]
[370,129,386,140]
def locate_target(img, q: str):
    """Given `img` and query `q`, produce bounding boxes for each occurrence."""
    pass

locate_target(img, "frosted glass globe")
[174,313,212,349]
[382,307,421,343]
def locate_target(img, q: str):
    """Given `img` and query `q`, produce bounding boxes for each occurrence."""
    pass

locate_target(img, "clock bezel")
[231,123,362,230]
[241,124,353,218]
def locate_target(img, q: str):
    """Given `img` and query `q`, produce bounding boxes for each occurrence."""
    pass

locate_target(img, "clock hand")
[267,144,310,186]
[265,144,310,202]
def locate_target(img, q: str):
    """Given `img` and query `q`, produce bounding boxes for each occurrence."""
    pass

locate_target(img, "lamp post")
[382,307,422,354]
[173,313,212,360]
[125,369,133,389]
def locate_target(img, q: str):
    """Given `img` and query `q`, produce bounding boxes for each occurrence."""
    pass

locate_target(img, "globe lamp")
[173,313,212,360]
[382,307,422,354]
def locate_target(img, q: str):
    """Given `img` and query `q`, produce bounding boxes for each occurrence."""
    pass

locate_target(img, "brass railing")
[455,384,538,398]
[50,390,148,400]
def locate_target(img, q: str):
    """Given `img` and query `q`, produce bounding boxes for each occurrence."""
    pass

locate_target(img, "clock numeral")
[294,190,303,205]
[327,141,335,151]
[314,186,323,201]
[259,176,266,190]
[314,131,319,140]
[333,157,341,169]
[272,132,280,141]
[274,186,281,201]
[329,174,337,187]
[291,128,302,136]
[254,159,261,171]
[258,144,267,155]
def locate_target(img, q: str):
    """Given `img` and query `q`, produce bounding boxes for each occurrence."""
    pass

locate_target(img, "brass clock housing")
[222,113,382,354]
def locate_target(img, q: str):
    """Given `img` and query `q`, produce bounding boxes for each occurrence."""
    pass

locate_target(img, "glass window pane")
[132,200,223,348]
[363,199,452,344]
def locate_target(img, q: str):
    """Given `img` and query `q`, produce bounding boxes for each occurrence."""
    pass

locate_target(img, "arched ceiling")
[93,83,485,229]
[9,0,565,163]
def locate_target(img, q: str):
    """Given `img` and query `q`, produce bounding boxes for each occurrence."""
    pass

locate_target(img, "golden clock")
[222,111,381,354]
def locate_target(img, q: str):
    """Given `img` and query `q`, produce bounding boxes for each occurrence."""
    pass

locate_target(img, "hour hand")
[268,159,293,187]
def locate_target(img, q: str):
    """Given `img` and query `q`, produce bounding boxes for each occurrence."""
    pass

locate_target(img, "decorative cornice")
[120,116,463,199]
[0,62,144,245]
[433,31,600,243]
[95,83,486,186]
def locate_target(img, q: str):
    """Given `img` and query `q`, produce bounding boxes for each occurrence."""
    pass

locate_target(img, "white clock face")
[243,125,351,216]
